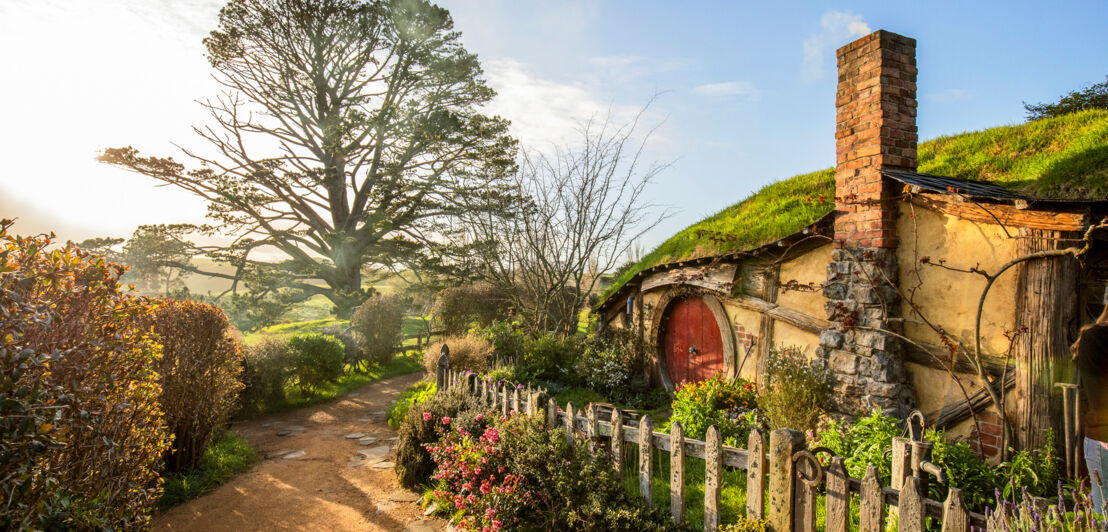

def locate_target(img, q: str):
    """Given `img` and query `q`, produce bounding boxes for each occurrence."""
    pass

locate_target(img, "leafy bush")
[515,331,582,382]
[1025,76,1108,121]
[239,339,295,414]
[395,386,480,488]
[319,322,360,364]
[434,283,510,335]
[576,329,653,395]
[351,294,406,366]
[423,334,495,374]
[757,346,830,432]
[0,223,170,528]
[718,519,768,532]
[149,299,245,472]
[288,333,346,393]
[815,409,901,481]
[670,374,759,446]
[428,413,691,531]
[388,381,436,428]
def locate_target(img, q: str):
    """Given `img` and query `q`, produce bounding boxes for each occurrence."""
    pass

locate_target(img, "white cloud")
[692,81,757,98]
[926,88,972,103]
[802,10,871,81]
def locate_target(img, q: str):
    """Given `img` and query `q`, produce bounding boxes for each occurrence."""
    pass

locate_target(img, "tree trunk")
[1013,228,1080,451]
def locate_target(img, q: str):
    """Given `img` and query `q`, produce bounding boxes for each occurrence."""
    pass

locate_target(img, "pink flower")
[475,413,484,421]
[422,412,432,421]
[441,416,452,425]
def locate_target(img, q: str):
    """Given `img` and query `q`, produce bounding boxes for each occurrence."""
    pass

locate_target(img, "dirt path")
[155,372,443,532]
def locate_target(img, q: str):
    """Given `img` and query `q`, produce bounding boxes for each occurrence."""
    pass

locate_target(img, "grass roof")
[602,109,1108,302]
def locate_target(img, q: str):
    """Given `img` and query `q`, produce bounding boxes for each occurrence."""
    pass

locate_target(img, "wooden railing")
[433,353,987,531]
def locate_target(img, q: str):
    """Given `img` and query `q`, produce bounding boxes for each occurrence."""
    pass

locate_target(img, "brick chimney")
[819,30,917,417]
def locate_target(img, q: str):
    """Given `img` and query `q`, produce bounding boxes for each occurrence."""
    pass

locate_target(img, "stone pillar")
[819,30,918,417]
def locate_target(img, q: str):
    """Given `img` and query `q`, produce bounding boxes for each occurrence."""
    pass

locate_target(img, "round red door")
[663,297,724,386]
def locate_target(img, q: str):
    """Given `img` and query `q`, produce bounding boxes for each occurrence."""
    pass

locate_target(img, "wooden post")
[704,425,722,532]
[547,398,558,429]
[500,383,509,416]
[768,429,805,532]
[825,457,849,532]
[639,414,654,507]
[859,466,884,532]
[941,488,969,532]
[898,476,925,532]
[436,344,450,391]
[794,454,818,532]
[512,387,520,414]
[891,436,912,490]
[565,402,576,447]
[670,421,685,523]
[746,429,767,520]
[587,403,599,456]
[611,407,624,475]
[467,373,477,397]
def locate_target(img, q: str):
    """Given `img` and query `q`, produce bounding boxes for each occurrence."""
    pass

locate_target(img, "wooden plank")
[611,408,624,475]
[768,429,803,532]
[898,476,925,532]
[903,340,1011,379]
[910,193,1088,232]
[890,437,911,490]
[825,457,849,532]
[670,422,686,523]
[934,373,1016,429]
[641,262,738,294]
[564,402,576,447]
[639,415,654,507]
[859,466,884,532]
[793,454,817,532]
[704,426,721,532]
[730,294,830,336]
[756,267,779,386]
[941,488,969,532]
[746,429,766,519]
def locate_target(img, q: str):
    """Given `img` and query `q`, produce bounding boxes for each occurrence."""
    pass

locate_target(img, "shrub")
[516,332,581,382]
[816,409,901,481]
[719,519,769,532]
[351,295,406,366]
[148,299,245,472]
[423,334,494,374]
[289,333,346,393]
[319,323,360,364]
[395,386,480,488]
[757,346,830,432]
[670,374,760,446]
[388,381,436,428]
[433,283,510,335]
[239,339,295,414]
[0,223,170,528]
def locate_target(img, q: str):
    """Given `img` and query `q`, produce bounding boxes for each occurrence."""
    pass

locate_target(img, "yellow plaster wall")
[896,204,1021,356]
[777,243,833,320]
[722,302,764,381]
[773,321,820,360]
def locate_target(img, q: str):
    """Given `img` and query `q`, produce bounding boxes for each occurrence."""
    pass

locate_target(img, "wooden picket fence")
[433,351,987,531]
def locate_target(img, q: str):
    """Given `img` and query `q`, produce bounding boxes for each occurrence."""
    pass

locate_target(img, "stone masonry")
[818,31,918,417]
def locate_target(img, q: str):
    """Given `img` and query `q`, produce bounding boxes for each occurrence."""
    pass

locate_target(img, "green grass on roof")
[602,109,1108,302]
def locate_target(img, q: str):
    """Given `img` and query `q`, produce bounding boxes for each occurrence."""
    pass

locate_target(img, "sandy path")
[155,372,443,532]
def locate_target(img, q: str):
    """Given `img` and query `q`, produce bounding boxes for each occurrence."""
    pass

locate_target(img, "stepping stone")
[357,446,390,460]
[424,502,439,516]
[359,437,379,446]
[404,521,437,532]
[266,449,297,459]
[283,450,307,459]
[345,433,366,439]
[372,461,395,469]
[376,501,397,512]
[386,436,399,442]
[368,411,387,416]
[389,490,422,502]
[276,425,307,437]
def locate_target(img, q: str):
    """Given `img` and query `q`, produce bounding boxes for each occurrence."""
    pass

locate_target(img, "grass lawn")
[159,431,258,509]
[243,317,348,346]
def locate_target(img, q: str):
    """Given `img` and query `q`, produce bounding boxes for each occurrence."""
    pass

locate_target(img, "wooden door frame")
[653,288,736,393]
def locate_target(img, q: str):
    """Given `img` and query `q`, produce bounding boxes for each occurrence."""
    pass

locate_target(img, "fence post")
[611,407,624,475]
[564,402,576,447]
[500,383,509,416]
[746,429,767,520]
[547,398,558,429]
[941,487,969,532]
[512,387,520,414]
[704,425,721,532]
[467,373,477,397]
[794,452,818,532]
[891,436,911,490]
[587,404,599,456]
[825,457,849,532]
[670,421,685,523]
[898,476,925,532]
[859,466,884,532]
[436,344,450,391]
[767,428,804,532]
[639,414,654,507]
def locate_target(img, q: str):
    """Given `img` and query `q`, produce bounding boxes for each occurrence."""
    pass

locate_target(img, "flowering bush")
[388,381,436,428]
[395,386,482,488]
[670,373,759,445]
[986,482,1107,531]
[427,415,521,531]
[757,345,830,432]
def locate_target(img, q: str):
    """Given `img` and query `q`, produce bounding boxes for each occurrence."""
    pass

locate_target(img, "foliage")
[351,294,407,366]
[0,221,170,528]
[1025,76,1108,121]
[159,431,258,509]
[424,335,495,374]
[603,109,1108,301]
[576,329,653,400]
[433,283,510,336]
[319,322,360,362]
[670,374,759,446]
[389,381,437,428]
[718,519,768,532]
[515,331,582,383]
[429,413,692,531]
[288,333,346,394]
[148,298,245,472]
[986,481,1108,531]
[98,0,518,318]
[120,224,194,296]
[395,386,480,489]
[239,338,295,415]
[815,409,902,481]
[757,346,830,433]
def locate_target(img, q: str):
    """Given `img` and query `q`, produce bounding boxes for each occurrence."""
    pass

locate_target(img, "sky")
[1,0,1106,253]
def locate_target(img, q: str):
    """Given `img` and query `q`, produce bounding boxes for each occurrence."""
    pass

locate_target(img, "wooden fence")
[433,349,988,532]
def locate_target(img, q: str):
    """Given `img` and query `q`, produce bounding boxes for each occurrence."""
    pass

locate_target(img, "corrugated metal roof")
[880,170,1030,201]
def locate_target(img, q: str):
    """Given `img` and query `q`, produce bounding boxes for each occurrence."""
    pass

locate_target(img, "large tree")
[99,0,516,317]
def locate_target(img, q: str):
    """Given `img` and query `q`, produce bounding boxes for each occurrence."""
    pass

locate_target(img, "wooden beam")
[933,373,1016,429]
[910,194,1088,232]
[903,340,1011,378]
[641,262,737,294]
[731,294,830,335]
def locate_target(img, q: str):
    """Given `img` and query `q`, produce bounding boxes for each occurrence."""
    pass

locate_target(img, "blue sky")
[1,0,1106,254]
